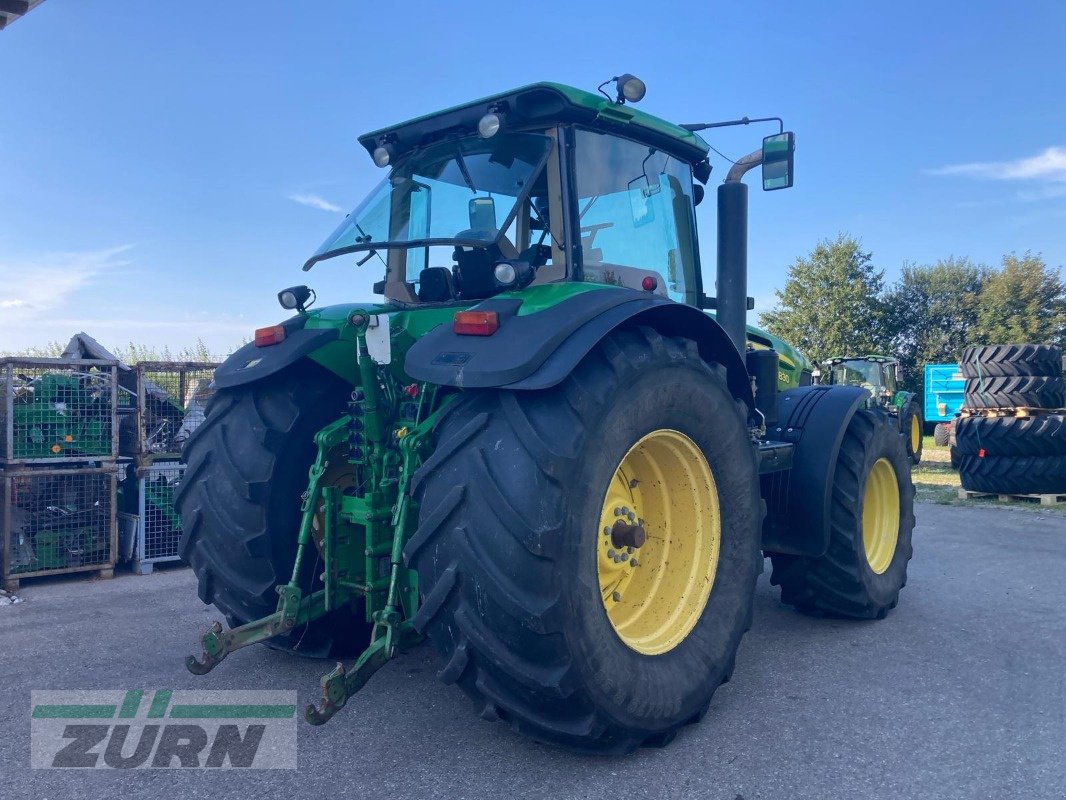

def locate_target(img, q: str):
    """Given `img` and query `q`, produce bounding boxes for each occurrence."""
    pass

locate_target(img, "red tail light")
[254,325,286,347]
[978,448,986,458]
[453,311,499,336]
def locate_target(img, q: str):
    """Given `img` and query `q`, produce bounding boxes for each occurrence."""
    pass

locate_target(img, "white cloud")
[0,244,134,319]
[288,193,342,212]
[929,146,1066,182]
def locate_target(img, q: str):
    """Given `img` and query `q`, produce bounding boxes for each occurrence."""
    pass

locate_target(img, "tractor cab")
[826,355,899,402]
[300,81,791,324]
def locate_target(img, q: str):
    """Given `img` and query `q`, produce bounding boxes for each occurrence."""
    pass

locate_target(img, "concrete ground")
[1,502,1063,799]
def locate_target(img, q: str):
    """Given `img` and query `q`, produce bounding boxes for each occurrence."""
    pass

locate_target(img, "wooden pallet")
[957,488,1066,506]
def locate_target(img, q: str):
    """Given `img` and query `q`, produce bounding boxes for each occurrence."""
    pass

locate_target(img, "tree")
[759,234,887,365]
[971,252,1066,346]
[883,257,987,392]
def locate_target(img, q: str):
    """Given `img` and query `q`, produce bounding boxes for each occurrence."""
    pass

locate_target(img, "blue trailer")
[924,363,965,426]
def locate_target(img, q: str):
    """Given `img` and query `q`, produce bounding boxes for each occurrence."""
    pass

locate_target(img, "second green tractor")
[823,355,924,465]
[177,78,916,754]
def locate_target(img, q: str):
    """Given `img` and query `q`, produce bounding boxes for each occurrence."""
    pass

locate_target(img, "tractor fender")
[760,384,870,557]
[403,288,754,410]
[213,317,339,390]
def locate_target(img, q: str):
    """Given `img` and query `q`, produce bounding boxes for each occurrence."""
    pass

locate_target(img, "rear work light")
[254,325,286,347]
[453,310,499,336]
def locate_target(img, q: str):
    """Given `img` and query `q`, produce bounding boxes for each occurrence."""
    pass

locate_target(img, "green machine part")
[187,320,449,722]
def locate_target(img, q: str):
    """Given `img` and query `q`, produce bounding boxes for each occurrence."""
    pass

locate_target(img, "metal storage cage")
[121,361,218,461]
[1,464,118,592]
[134,460,185,574]
[0,357,119,464]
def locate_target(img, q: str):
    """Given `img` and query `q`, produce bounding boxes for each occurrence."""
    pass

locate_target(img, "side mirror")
[762,132,795,191]
[468,197,497,231]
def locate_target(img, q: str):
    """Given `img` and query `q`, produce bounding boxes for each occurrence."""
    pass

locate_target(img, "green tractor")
[823,355,923,464]
[178,78,915,754]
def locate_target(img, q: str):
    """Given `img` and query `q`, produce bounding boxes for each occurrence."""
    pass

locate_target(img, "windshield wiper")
[454,146,477,194]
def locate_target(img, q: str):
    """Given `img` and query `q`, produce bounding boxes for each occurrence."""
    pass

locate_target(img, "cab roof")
[357,82,710,165]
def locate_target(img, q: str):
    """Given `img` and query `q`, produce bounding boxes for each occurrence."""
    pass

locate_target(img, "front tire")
[769,410,915,619]
[902,402,923,465]
[406,327,763,754]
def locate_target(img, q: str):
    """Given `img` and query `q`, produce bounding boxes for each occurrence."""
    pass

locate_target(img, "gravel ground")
[1,502,1063,799]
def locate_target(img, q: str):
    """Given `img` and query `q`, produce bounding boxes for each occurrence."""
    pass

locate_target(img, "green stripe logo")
[32,690,295,720]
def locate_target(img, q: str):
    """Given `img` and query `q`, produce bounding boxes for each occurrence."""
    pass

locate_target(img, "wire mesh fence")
[1,358,119,463]
[2,465,117,588]
[119,361,218,460]
[136,460,185,569]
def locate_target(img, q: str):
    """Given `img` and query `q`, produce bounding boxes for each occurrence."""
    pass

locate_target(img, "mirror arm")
[681,116,784,134]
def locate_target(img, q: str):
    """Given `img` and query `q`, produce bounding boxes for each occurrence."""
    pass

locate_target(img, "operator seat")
[417,267,456,302]
[454,246,499,300]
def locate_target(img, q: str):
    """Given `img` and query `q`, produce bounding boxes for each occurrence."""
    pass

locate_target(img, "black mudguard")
[760,385,869,557]
[404,287,754,410]
[213,317,339,390]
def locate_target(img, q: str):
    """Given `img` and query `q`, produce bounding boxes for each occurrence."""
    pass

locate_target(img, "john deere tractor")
[178,78,914,754]
[823,355,923,464]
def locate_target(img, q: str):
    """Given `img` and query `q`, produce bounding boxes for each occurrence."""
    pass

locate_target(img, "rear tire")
[959,454,1066,494]
[963,376,1064,409]
[955,414,1066,457]
[960,344,1062,378]
[407,327,763,754]
[176,362,373,658]
[769,410,915,619]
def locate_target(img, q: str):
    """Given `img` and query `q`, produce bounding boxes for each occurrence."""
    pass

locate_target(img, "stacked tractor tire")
[955,344,1066,495]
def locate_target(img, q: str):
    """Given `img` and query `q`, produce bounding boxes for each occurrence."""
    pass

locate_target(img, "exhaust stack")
[716,180,750,355]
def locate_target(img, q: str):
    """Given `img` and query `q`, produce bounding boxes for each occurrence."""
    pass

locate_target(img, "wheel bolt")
[630,559,639,567]
[607,549,616,559]
[614,507,624,517]
[612,591,621,602]
[627,546,634,554]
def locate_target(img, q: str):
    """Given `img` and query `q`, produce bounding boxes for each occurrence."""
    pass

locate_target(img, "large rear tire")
[406,327,763,754]
[963,376,1064,410]
[176,362,373,658]
[769,410,915,619]
[955,414,1066,457]
[958,454,1066,494]
[960,344,1062,378]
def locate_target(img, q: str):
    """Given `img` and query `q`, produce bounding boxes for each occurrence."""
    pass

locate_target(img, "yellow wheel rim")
[862,457,900,574]
[910,414,920,454]
[597,429,720,655]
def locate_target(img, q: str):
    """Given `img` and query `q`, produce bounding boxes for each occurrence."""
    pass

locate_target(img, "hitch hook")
[185,621,227,675]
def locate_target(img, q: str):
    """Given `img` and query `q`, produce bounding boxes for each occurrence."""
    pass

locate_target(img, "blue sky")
[2,0,1065,355]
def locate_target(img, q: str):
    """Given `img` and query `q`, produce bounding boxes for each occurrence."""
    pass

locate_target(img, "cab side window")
[573,129,699,303]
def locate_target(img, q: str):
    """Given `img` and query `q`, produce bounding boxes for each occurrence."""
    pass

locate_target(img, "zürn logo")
[30,690,296,769]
